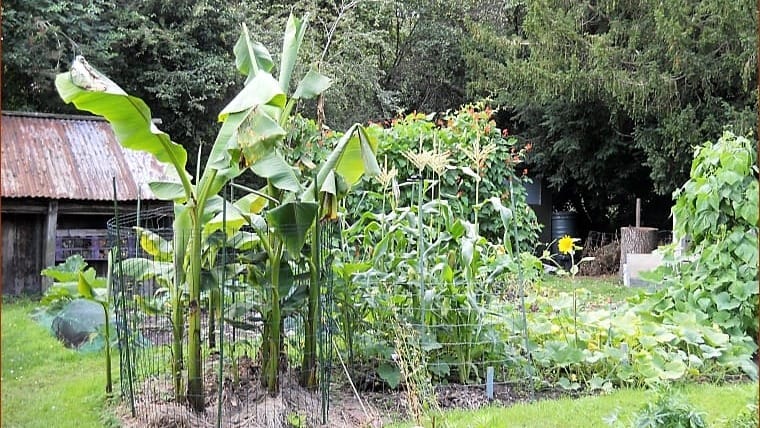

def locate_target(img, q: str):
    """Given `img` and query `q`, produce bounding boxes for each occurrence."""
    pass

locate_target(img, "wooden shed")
[1,111,172,295]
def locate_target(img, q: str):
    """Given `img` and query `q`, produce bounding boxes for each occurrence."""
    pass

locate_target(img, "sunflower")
[558,235,576,255]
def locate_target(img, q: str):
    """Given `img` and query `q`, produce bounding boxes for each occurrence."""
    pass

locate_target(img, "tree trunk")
[619,227,658,277]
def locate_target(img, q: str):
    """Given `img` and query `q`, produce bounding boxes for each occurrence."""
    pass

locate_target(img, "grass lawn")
[540,274,644,303]
[395,382,756,428]
[2,298,120,428]
[2,298,755,428]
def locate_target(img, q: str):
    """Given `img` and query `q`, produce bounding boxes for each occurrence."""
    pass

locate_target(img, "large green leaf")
[135,227,173,261]
[148,181,189,203]
[204,201,246,237]
[279,13,308,94]
[207,74,288,197]
[77,268,108,303]
[302,124,381,202]
[119,258,174,282]
[377,362,401,389]
[41,255,87,282]
[266,201,319,256]
[337,125,381,185]
[292,69,332,100]
[218,72,286,121]
[234,191,270,215]
[238,109,287,166]
[206,189,272,236]
[250,150,302,193]
[234,23,274,80]
[56,57,191,192]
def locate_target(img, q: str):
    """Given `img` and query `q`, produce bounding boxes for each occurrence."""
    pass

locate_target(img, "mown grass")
[1,298,120,428]
[393,382,756,427]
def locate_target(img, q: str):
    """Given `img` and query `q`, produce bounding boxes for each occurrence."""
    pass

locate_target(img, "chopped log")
[619,226,658,277]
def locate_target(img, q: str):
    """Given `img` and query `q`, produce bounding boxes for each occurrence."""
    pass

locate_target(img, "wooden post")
[42,200,58,290]
[635,198,641,228]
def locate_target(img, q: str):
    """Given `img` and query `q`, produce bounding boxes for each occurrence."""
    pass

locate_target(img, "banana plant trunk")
[300,220,320,388]
[186,211,204,410]
[172,227,186,402]
[171,293,184,401]
[266,247,283,396]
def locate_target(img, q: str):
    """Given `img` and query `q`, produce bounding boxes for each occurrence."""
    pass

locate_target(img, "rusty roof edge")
[2,111,162,124]
[3,110,108,121]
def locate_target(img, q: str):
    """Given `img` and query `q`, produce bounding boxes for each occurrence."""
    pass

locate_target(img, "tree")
[463,0,757,229]
[3,0,268,174]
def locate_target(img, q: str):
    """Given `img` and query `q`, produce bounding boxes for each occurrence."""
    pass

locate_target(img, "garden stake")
[508,177,534,399]
[229,179,238,385]
[607,297,613,346]
[112,177,136,417]
[334,339,371,421]
[416,175,426,324]
[135,186,141,256]
[216,184,228,428]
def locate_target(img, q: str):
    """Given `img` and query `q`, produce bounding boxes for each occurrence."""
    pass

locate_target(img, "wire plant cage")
[107,197,338,427]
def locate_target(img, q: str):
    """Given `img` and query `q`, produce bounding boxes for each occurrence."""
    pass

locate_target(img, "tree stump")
[619,227,658,277]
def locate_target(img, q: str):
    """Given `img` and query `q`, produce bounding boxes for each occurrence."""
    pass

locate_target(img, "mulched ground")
[117,358,598,428]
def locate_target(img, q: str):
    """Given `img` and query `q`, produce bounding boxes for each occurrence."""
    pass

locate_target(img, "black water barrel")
[551,211,578,245]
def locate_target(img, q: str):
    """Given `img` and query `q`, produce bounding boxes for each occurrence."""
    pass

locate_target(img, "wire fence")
[104,197,646,426]
[324,284,538,420]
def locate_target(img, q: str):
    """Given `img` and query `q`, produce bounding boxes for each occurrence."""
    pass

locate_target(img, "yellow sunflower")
[558,235,576,255]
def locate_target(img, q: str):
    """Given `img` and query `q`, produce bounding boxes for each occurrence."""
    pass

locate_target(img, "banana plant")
[56,12,377,402]
[56,13,330,407]
[205,121,381,392]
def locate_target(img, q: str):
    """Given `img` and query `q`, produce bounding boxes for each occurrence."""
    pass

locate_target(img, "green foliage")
[344,103,541,248]
[628,386,707,428]
[39,255,108,317]
[642,131,758,339]
[332,161,755,390]
[7,0,754,232]
[462,0,756,229]
[333,194,756,388]
[725,395,759,428]
[39,254,90,310]
[55,10,345,403]
[2,0,263,173]
[37,255,114,393]
[335,185,537,385]
[2,300,121,428]
[2,0,477,158]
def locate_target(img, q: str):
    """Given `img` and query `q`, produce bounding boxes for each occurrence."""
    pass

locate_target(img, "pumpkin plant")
[55,13,375,407]
[39,254,115,394]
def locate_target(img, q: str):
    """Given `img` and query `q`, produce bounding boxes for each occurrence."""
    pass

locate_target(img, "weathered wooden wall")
[2,199,170,295]
[2,212,45,296]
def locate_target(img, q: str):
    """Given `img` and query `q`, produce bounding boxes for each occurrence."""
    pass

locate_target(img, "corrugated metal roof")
[2,111,175,201]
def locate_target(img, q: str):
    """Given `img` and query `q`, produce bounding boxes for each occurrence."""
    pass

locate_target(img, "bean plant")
[641,131,758,338]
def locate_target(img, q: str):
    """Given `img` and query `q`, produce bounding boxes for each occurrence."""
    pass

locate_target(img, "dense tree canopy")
[3,0,755,233]
[464,0,756,229]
